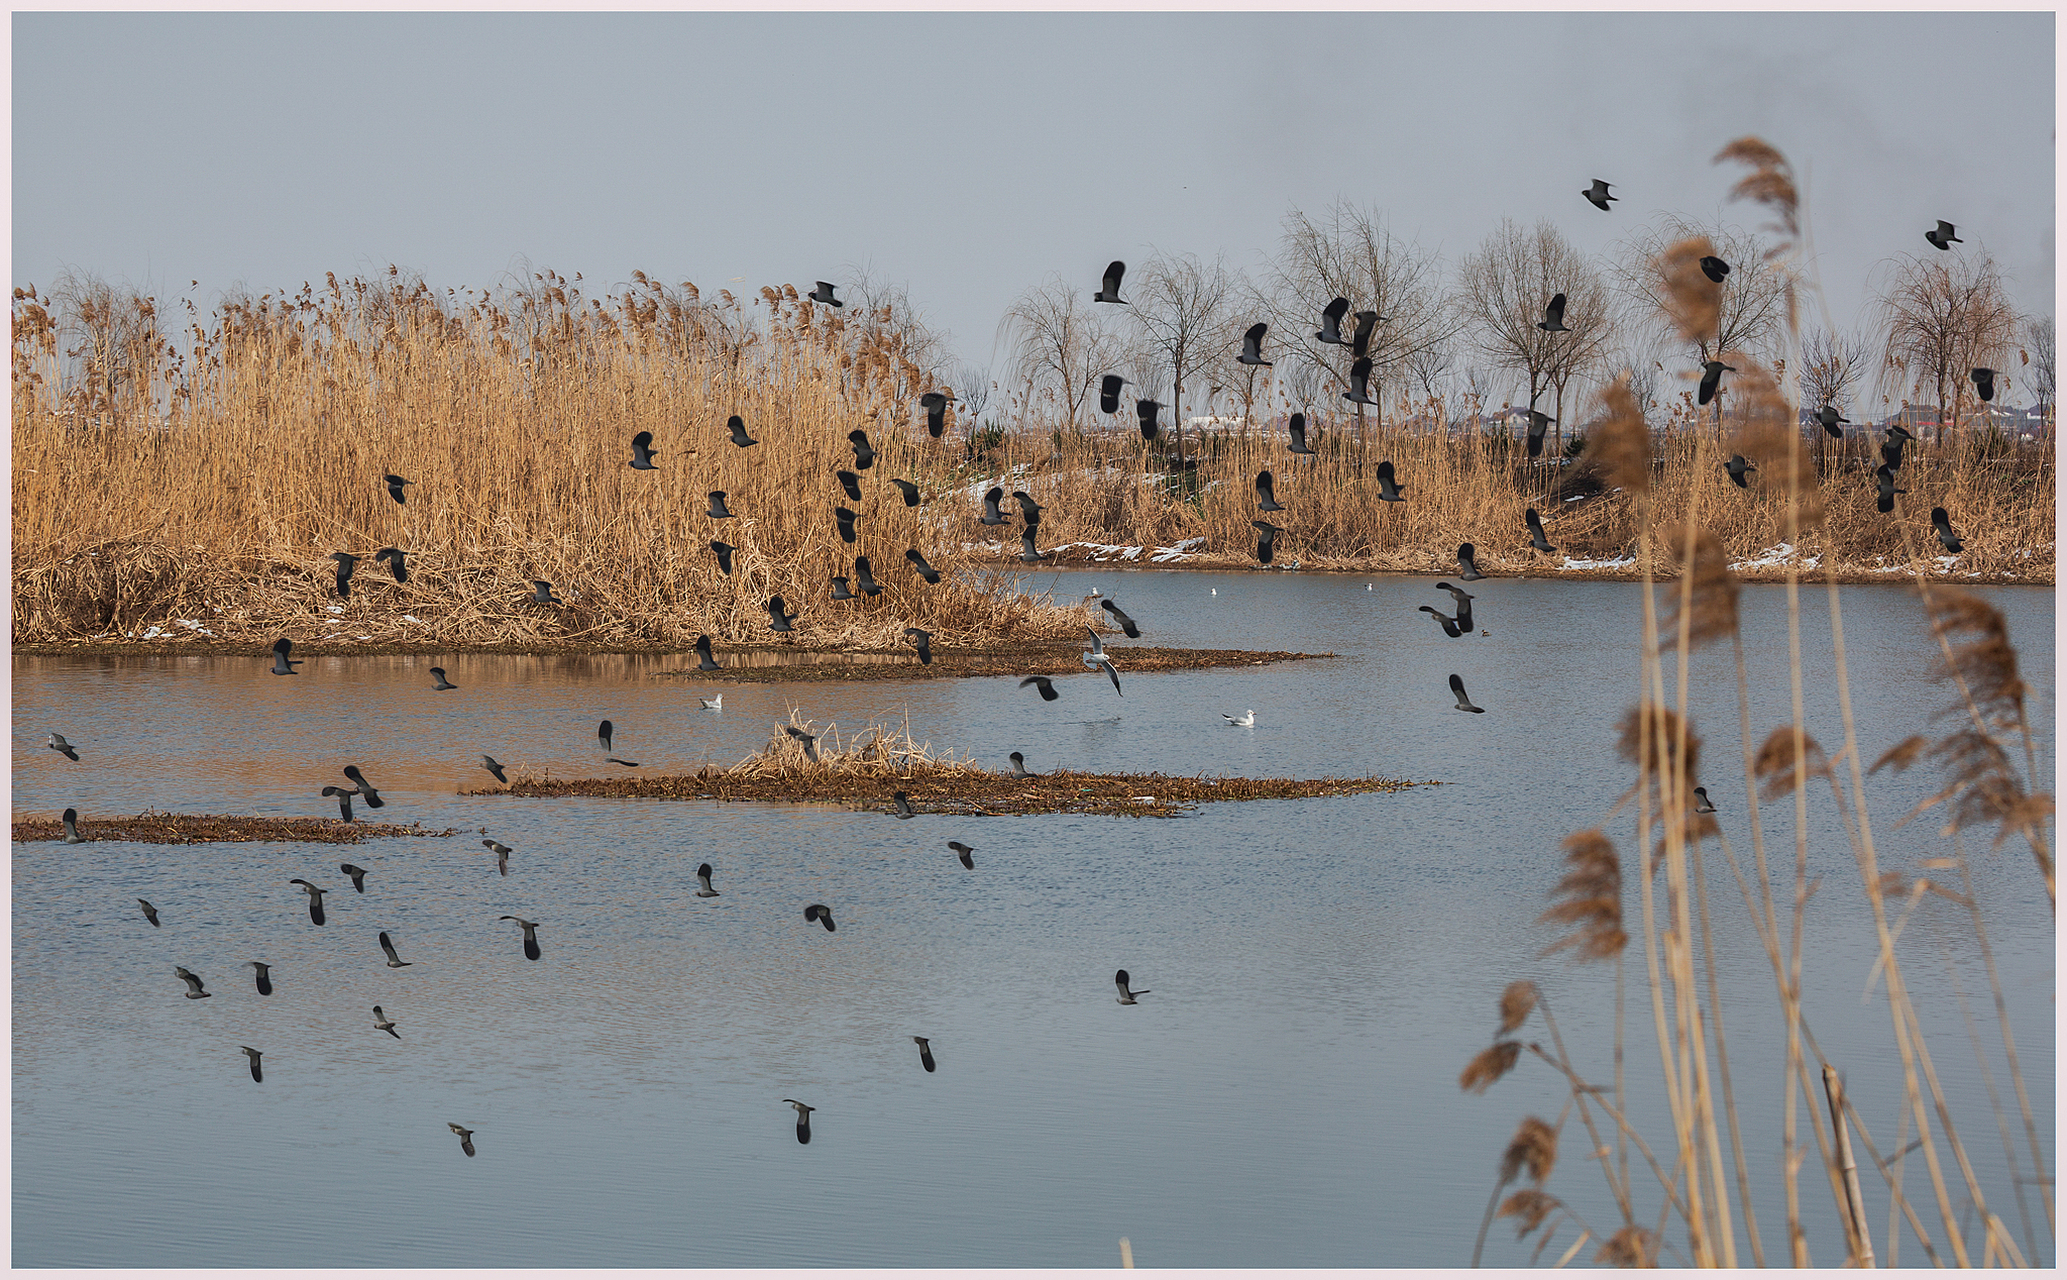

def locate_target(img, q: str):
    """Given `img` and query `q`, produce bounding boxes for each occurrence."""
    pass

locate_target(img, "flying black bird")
[1525,508,1557,554]
[320,786,357,823]
[1699,256,1732,284]
[1376,460,1406,503]
[784,1099,816,1144]
[1874,464,1905,514]
[1255,470,1284,512]
[1316,296,1350,344]
[47,732,79,761]
[1019,675,1059,701]
[728,415,758,448]
[710,541,736,576]
[247,961,272,995]
[836,470,863,501]
[1114,969,1150,1004]
[891,791,917,819]
[695,863,720,897]
[1236,322,1271,366]
[1698,360,1735,406]
[1012,491,1044,523]
[920,391,950,438]
[1252,520,1282,565]
[628,430,659,470]
[1457,543,1485,581]
[1538,293,1569,333]
[1925,221,1962,251]
[340,863,369,893]
[1583,179,1617,211]
[1093,261,1127,304]
[1449,673,1486,714]
[1971,367,1998,402]
[290,879,327,926]
[809,281,844,307]
[1343,357,1376,405]
[379,931,413,968]
[373,1006,400,1038]
[1419,605,1463,638]
[1019,529,1047,563]
[1098,373,1130,414]
[175,966,211,999]
[1692,787,1717,815]
[853,556,883,595]
[949,842,974,870]
[1436,581,1476,632]
[526,580,563,605]
[848,429,877,470]
[598,720,615,753]
[1009,751,1036,778]
[889,478,922,507]
[329,552,359,599]
[481,755,509,783]
[706,491,734,519]
[138,898,160,927]
[1136,399,1161,441]
[831,576,856,600]
[1881,425,1913,471]
[906,549,942,584]
[430,666,458,690]
[1931,507,1964,554]
[1083,628,1125,696]
[342,765,382,809]
[485,839,511,877]
[913,1036,937,1072]
[804,904,837,931]
[1287,413,1318,455]
[270,636,302,675]
[61,807,86,843]
[1100,598,1142,637]
[979,487,1008,526]
[241,1046,263,1083]
[374,547,408,583]
[835,507,860,543]
[500,916,542,961]
[1349,310,1380,358]
[1815,405,1849,439]
[1724,454,1757,488]
[695,634,721,671]
[784,725,821,763]
[1525,410,1554,459]
[449,1123,476,1158]
[904,627,934,665]
[384,474,413,504]
[766,596,799,632]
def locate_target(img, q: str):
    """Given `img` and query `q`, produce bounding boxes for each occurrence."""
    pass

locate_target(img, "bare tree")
[1874,251,2020,445]
[2024,314,2054,424]
[48,269,172,422]
[1129,251,1236,464]
[1613,218,1793,374]
[956,361,993,428]
[997,276,1118,428]
[1458,218,1614,454]
[1798,328,1871,419]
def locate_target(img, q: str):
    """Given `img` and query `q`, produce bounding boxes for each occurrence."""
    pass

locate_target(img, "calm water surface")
[12,571,2054,1267]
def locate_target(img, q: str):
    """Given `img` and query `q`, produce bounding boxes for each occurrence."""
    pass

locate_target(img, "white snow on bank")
[1559,554,1639,571]
[1731,543,1821,571]
[1050,541,1144,561]
[1151,538,1206,563]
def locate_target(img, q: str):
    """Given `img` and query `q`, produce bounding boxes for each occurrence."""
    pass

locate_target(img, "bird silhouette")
[481,755,509,783]
[241,1046,263,1083]
[138,898,160,927]
[804,904,837,931]
[484,839,511,877]
[321,785,357,824]
[1699,256,1732,284]
[1583,179,1617,211]
[1343,357,1376,405]
[430,667,458,690]
[340,863,369,893]
[599,720,615,752]
[699,694,722,710]
[291,876,326,926]
[1874,464,1905,514]
[1524,409,1555,459]
[1436,582,1476,632]
[1009,751,1037,778]
[374,547,408,583]
[1287,413,1318,456]
[854,556,883,596]
[47,732,79,761]
[1083,628,1125,696]
[1419,605,1463,638]
[628,430,659,470]
[1019,675,1059,701]
[1223,709,1255,726]
[1971,367,1998,402]
[784,1099,816,1143]
[1252,520,1282,565]
[835,507,860,543]
[979,487,1008,525]
[710,541,736,576]
[1698,360,1735,406]
[449,1123,476,1157]
[1099,373,1130,414]
[912,1036,937,1072]
[1692,787,1717,815]
[904,627,934,665]
[890,791,917,819]
[526,580,563,605]
[784,725,821,763]
[920,391,951,438]
[1115,969,1149,1004]
[329,552,359,599]
[889,478,922,507]
[384,474,413,504]
[1925,220,1962,251]
[1316,296,1350,344]
[1724,454,1758,488]
[343,765,383,809]
[1019,529,1047,563]
[1931,507,1964,553]
[1136,399,1162,442]
[706,491,734,519]
[373,1006,400,1038]
[500,916,542,961]
[1457,543,1485,581]
[270,637,302,675]
[175,966,212,999]
[1538,294,1569,333]
[694,635,721,671]
[1012,490,1044,523]
[695,863,720,897]
[1100,598,1142,637]
[247,960,272,995]
[1350,310,1381,358]
[1255,470,1285,512]
[1815,405,1849,439]
[848,429,877,470]
[379,931,413,967]
[1093,261,1127,304]
[1237,322,1271,366]
[61,807,86,844]
[1881,425,1913,471]
[906,549,943,584]
[949,841,974,870]
[1449,673,1486,713]
[836,470,864,501]
[1525,508,1557,555]
[830,576,856,600]
[808,279,845,307]
[766,597,799,632]
[1375,460,1406,502]
[727,415,758,448]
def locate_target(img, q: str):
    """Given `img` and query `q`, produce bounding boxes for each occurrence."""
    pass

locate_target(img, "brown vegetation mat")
[652,644,1331,683]
[11,812,458,845]
[462,764,1432,817]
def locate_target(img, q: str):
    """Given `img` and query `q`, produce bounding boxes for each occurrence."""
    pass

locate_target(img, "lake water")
[12,570,2054,1267]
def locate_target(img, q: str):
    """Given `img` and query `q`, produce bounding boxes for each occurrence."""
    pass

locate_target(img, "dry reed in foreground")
[11,812,456,844]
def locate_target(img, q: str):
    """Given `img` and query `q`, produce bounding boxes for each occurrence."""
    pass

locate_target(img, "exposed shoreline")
[11,813,457,844]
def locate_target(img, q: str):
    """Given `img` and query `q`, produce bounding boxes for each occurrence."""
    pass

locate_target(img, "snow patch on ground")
[1151,537,1207,563]
[1051,541,1144,562]
[1559,554,1639,571]
[1731,543,1820,571]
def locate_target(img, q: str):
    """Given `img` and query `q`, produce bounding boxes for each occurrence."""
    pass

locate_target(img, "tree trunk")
[1172,359,1184,470]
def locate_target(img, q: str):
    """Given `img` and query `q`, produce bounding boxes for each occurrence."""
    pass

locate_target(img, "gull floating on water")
[700,694,722,710]
[1223,710,1255,726]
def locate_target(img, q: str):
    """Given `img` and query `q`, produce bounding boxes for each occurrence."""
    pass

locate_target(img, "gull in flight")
[1083,628,1124,696]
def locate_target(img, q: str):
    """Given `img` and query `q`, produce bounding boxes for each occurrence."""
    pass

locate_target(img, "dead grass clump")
[1727,363,1826,530]
[11,812,454,844]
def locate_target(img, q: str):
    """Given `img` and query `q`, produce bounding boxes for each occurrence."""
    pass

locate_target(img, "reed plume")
[1539,829,1628,961]
[1498,980,1540,1034]
[1498,1188,1561,1238]
[1590,376,1652,497]
[1596,1225,1657,1268]
[1752,725,1831,801]
[1616,704,1701,789]
[1663,525,1739,648]
[1459,1041,1522,1094]
[1653,236,1721,346]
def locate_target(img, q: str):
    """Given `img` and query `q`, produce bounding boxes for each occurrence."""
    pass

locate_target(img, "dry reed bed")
[11,812,456,844]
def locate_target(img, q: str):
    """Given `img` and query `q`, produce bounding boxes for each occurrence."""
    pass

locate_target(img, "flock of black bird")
[51,185,1987,1160]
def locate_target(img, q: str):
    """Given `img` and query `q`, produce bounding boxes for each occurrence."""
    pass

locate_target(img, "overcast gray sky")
[13,12,2055,385]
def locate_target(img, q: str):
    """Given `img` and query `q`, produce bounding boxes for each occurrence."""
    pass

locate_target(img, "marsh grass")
[9,811,454,844]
